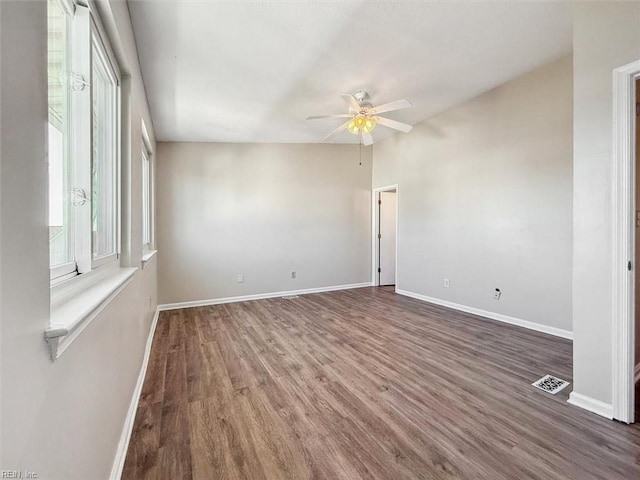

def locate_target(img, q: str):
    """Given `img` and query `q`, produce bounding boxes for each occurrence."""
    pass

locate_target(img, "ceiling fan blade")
[369,98,411,115]
[306,114,351,120]
[322,120,350,142]
[376,116,413,133]
[362,132,373,146]
[340,94,361,112]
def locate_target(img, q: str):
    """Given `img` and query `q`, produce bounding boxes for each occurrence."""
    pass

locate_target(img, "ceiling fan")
[307,91,413,146]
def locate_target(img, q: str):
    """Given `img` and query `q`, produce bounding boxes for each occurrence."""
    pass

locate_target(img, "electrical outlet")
[237,274,244,283]
[291,271,296,279]
[494,288,501,300]
[443,279,450,288]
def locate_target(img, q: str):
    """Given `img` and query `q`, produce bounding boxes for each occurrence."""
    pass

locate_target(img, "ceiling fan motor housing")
[354,90,369,103]
[349,91,373,114]
[353,91,373,111]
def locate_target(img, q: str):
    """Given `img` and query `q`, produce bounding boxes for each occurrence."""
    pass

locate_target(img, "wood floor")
[122,287,640,479]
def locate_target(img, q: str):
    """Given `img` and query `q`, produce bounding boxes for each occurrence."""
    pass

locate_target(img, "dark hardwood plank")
[189,398,241,480]
[121,401,162,480]
[138,317,169,407]
[123,287,640,480]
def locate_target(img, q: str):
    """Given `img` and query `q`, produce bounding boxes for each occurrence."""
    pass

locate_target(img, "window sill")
[141,249,157,268]
[45,267,137,360]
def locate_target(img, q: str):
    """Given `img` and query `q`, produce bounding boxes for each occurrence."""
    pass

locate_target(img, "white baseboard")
[395,289,573,340]
[158,282,373,311]
[635,363,640,384]
[567,391,614,419]
[110,307,161,480]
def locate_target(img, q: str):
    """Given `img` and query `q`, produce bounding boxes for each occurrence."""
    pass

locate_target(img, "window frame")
[47,0,122,283]
[45,0,144,362]
[141,121,154,253]
[48,0,75,281]
[89,18,120,269]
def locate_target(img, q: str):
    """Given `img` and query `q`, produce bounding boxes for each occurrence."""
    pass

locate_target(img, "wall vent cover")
[532,375,570,394]
[281,295,300,300]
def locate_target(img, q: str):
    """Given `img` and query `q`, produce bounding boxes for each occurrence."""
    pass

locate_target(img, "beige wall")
[571,1,640,407]
[157,142,372,304]
[373,55,573,333]
[0,1,158,478]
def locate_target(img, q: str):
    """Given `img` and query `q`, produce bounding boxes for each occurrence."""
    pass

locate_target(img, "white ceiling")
[128,0,572,144]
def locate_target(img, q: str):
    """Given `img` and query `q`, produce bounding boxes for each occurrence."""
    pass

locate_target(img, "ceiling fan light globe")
[363,117,377,133]
[347,119,359,135]
[346,114,377,135]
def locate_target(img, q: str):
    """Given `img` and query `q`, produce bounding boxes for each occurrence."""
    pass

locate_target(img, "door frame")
[371,184,398,288]
[612,59,640,424]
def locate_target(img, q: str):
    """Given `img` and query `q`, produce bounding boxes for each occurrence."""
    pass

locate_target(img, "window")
[47,0,120,282]
[91,37,118,266]
[48,0,73,279]
[142,144,152,251]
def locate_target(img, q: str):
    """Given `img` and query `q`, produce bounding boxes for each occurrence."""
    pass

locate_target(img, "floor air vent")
[281,295,300,300]
[531,375,570,395]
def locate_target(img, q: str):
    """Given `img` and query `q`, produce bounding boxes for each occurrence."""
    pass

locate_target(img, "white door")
[379,191,397,286]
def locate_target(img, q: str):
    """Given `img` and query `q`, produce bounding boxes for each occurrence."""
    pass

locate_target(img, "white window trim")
[70,2,93,274]
[45,0,132,361]
[45,266,137,360]
[141,146,150,250]
[48,0,76,281]
[48,2,122,280]
[141,249,157,269]
[87,0,120,85]
[90,16,120,269]
[50,261,77,282]
[141,119,154,254]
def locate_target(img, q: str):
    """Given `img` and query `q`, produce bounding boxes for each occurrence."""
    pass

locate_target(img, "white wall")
[157,142,372,304]
[0,1,157,478]
[571,1,640,407]
[373,55,573,334]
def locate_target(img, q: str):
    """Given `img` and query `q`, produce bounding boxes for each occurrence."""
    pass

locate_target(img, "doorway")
[612,60,640,424]
[635,77,640,420]
[372,185,398,287]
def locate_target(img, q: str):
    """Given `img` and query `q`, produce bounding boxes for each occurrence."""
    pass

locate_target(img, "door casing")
[371,184,398,288]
